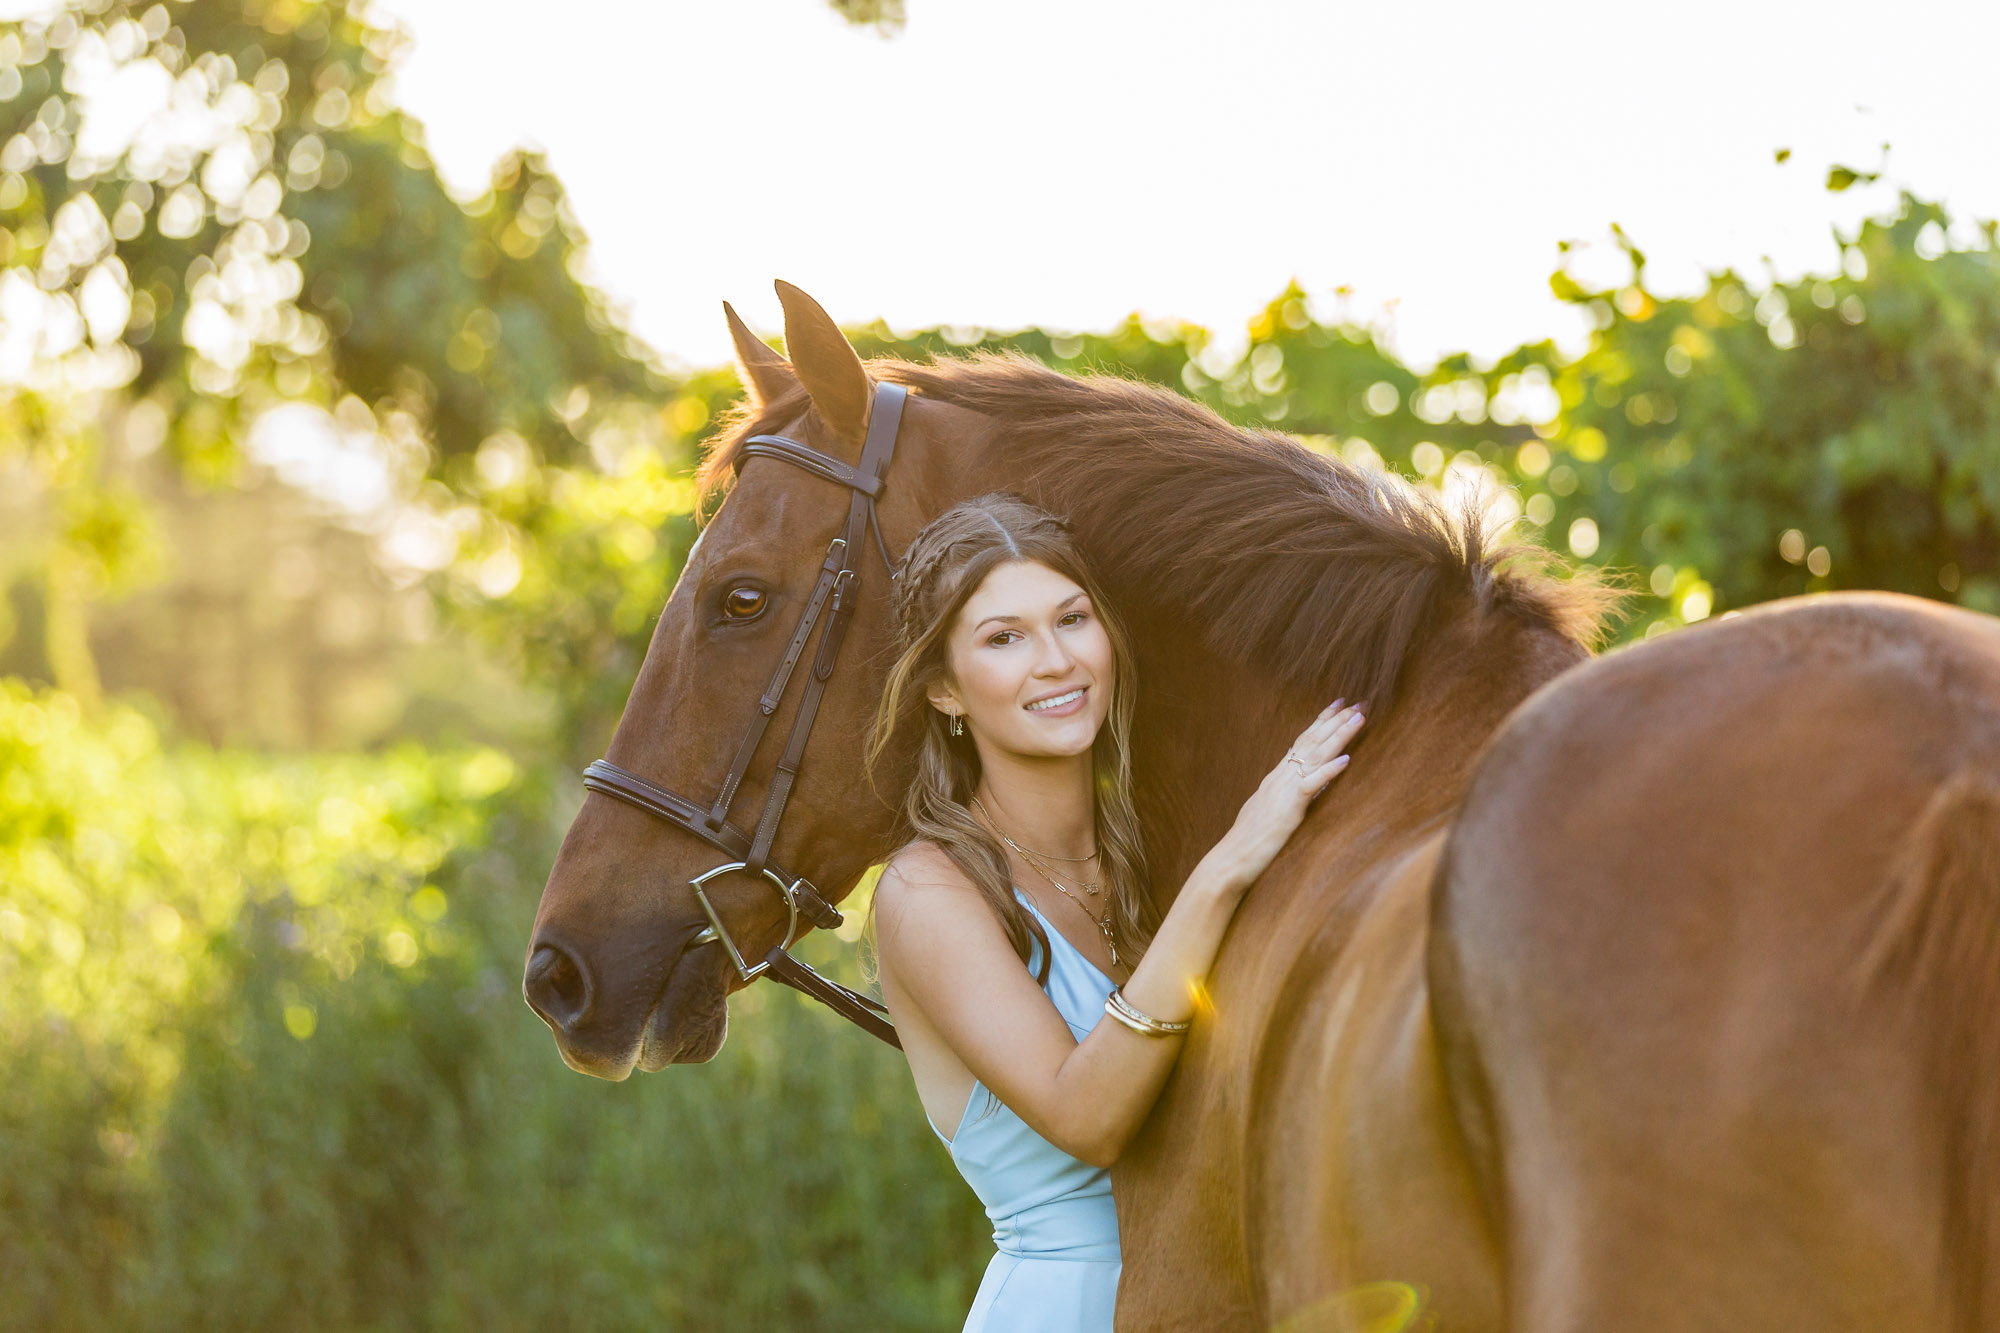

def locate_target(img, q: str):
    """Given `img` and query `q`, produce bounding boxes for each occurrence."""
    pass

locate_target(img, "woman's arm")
[875,700,1366,1167]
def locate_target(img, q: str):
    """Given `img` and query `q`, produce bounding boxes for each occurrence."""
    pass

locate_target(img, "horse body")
[526,285,2000,1328]
[1433,591,2000,1330]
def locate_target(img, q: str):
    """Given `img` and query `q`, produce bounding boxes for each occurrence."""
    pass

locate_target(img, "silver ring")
[1285,752,1307,776]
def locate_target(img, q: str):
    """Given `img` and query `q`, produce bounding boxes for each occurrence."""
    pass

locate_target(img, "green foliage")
[827,0,908,33]
[1522,193,2000,630]
[434,368,747,764]
[2,0,661,474]
[0,681,984,1330]
[0,0,681,727]
[0,678,506,1323]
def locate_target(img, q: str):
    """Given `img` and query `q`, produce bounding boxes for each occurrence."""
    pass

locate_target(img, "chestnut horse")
[525,283,2000,1330]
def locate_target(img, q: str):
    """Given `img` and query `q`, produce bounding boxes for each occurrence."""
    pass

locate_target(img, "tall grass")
[0,682,986,1330]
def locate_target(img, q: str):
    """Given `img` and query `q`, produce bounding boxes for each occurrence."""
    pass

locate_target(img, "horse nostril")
[524,941,593,1032]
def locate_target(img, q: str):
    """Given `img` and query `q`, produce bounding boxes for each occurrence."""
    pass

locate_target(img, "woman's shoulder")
[877,838,979,908]
[874,841,1005,953]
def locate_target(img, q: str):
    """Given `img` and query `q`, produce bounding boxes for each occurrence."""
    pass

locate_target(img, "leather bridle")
[581,382,909,1049]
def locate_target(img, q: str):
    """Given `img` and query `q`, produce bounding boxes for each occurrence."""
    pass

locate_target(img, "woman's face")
[930,558,1115,761]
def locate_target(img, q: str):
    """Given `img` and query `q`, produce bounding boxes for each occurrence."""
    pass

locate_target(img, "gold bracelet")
[1103,1000,1165,1036]
[1103,985,1191,1036]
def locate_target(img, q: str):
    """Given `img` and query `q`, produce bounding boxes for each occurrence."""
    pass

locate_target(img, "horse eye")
[723,587,767,620]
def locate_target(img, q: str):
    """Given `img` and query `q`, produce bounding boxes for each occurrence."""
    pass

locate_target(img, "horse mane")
[701,351,1628,713]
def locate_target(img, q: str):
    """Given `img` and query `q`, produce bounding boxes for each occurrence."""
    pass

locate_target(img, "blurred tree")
[0,0,659,447]
[828,0,908,33]
[0,0,666,709]
[1509,190,2000,634]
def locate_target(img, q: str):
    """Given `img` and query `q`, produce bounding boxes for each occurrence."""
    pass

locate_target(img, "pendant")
[1098,918,1121,968]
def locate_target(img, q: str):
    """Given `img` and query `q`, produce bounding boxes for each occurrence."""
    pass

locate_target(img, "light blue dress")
[924,886,1122,1331]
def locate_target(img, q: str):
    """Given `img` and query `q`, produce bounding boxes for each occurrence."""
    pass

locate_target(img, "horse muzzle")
[524,920,730,1078]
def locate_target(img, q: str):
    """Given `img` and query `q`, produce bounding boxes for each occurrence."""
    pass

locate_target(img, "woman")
[867,493,1366,1331]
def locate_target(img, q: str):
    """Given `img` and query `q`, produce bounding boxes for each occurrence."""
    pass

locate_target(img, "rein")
[581,382,909,1049]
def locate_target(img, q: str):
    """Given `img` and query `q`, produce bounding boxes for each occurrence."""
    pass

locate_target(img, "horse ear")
[774,280,870,447]
[724,300,796,407]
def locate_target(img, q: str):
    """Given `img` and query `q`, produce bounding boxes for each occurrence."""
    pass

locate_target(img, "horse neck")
[916,411,1590,913]
[1122,590,1591,916]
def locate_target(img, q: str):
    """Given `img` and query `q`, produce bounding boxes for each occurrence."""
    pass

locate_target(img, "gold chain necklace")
[970,793,1101,866]
[1025,855,1122,969]
[971,795,1120,967]
[1014,841,1103,901]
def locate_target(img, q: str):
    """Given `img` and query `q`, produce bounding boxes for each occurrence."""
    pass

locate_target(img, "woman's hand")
[1198,699,1365,898]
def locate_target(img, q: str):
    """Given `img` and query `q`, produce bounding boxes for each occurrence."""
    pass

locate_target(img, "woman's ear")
[925,683,960,720]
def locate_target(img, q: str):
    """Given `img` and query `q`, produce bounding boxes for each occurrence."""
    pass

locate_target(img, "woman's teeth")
[1025,688,1084,712]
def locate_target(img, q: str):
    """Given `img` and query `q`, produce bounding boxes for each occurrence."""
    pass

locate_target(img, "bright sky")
[373,0,1998,372]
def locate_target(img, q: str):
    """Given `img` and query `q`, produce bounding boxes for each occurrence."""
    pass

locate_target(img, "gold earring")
[950,714,964,737]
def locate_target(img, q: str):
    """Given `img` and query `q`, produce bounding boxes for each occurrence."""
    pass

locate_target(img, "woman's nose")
[1031,630,1073,674]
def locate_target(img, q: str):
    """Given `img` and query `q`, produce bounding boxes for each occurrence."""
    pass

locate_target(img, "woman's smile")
[1025,686,1088,716]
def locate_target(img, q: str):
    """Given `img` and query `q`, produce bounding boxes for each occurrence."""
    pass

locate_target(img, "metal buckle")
[688,861,807,981]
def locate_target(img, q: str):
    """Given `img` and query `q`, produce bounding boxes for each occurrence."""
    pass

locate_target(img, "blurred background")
[2,0,1997,1328]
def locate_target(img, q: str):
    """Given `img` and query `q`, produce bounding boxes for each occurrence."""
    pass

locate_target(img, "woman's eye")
[723,587,767,620]
[1060,611,1087,626]
[988,630,1018,647]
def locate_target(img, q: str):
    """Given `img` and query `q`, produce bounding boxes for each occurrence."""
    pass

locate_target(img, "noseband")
[581,382,908,1048]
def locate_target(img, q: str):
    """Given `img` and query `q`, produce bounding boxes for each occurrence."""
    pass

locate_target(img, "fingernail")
[1334,754,1350,767]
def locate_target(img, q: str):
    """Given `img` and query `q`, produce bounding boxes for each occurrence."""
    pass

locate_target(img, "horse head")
[522,283,991,1077]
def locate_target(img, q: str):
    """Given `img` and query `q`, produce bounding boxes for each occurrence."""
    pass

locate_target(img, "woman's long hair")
[865,493,1156,985]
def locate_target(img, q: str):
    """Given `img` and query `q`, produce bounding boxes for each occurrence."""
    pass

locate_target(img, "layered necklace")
[970,793,1122,969]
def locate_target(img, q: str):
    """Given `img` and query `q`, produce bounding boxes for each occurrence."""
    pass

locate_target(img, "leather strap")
[578,381,912,1050]
[763,946,900,1048]
[582,760,841,930]
[738,439,884,497]
[738,383,906,877]
[706,535,851,828]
